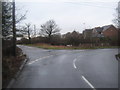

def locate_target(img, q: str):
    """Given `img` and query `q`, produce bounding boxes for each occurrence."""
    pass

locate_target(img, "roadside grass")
[3,47,26,88]
[24,43,118,50]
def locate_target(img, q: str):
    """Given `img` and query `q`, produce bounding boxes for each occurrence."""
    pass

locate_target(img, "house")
[92,27,104,38]
[83,29,93,39]
[83,24,118,39]
[102,25,118,38]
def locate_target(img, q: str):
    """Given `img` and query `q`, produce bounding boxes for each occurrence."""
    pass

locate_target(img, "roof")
[94,27,103,33]
[102,25,112,31]
[85,29,93,31]
[83,29,93,33]
[93,25,114,32]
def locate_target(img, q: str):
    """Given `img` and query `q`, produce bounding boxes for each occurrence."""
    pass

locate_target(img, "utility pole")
[12,0,16,56]
[34,25,36,37]
[83,23,86,39]
[26,24,31,44]
[83,23,86,30]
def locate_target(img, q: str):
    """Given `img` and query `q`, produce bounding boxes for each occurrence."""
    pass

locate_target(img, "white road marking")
[72,53,95,89]
[28,50,76,65]
[29,50,75,65]
[73,58,77,69]
[82,76,96,90]
[28,55,53,65]
[27,47,33,49]
[73,55,83,69]
[28,48,85,65]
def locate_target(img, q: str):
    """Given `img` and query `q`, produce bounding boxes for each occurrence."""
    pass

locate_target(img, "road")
[11,45,118,88]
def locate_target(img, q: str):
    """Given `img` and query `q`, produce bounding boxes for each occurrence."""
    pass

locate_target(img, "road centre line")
[28,51,75,65]
[73,56,96,90]
[28,55,53,65]
[28,51,71,65]
[73,55,82,69]
[73,58,77,69]
[28,50,85,65]
[82,76,96,90]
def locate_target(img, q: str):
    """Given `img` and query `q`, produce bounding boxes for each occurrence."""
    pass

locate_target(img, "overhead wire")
[65,2,117,9]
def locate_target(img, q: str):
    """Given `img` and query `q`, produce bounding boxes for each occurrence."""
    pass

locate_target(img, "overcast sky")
[16,0,119,34]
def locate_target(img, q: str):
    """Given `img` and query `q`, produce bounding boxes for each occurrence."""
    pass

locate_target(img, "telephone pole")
[34,25,36,37]
[12,0,16,56]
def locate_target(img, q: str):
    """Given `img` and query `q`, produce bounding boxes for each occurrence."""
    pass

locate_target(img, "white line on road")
[73,56,82,69]
[28,55,53,65]
[73,58,77,69]
[82,76,96,90]
[28,50,80,65]
[27,47,33,49]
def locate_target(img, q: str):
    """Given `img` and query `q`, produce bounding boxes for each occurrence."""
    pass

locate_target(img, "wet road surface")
[11,45,118,88]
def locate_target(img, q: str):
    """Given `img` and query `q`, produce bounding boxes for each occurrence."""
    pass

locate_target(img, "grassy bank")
[3,47,26,88]
[25,43,118,50]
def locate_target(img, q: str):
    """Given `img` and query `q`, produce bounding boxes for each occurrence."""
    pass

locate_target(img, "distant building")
[83,25,118,39]
[102,25,118,38]
[83,29,93,39]
[92,27,104,38]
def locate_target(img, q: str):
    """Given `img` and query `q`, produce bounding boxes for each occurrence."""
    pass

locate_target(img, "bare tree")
[113,1,120,28]
[2,1,26,39]
[118,1,120,28]
[63,31,82,46]
[2,1,13,39]
[40,20,60,43]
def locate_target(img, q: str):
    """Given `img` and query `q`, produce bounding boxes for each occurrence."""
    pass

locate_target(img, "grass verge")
[2,47,26,88]
[25,43,118,50]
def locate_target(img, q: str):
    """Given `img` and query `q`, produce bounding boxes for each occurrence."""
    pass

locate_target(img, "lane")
[75,49,118,88]
[12,45,118,88]
[12,47,90,88]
